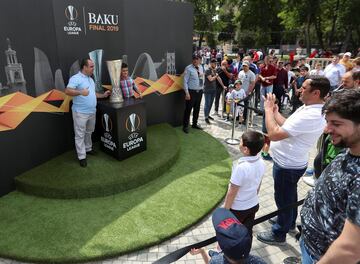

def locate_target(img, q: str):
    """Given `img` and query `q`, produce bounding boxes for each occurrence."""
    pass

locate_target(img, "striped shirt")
[120,77,139,98]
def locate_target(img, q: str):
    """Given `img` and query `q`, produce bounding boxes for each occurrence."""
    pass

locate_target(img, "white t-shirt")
[230,156,266,210]
[231,89,246,101]
[238,70,256,93]
[324,63,346,87]
[270,104,325,169]
[287,71,295,86]
[226,91,232,101]
[309,69,324,76]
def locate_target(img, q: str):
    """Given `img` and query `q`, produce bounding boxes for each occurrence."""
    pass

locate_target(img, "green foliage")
[189,0,359,51]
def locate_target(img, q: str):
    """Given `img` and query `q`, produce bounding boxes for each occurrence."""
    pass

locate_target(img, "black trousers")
[183,89,203,128]
[273,84,285,111]
[214,85,224,113]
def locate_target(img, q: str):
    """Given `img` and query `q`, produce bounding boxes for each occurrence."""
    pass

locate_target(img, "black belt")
[189,89,203,93]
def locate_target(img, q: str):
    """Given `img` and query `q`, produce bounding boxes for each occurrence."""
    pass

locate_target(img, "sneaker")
[261,152,273,161]
[256,231,286,246]
[79,158,87,167]
[208,116,214,120]
[205,118,211,125]
[183,127,189,134]
[213,111,220,117]
[86,149,97,155]
[303,175,316,187]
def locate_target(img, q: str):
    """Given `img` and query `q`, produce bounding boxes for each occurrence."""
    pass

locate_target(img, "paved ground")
[0,101,315,264]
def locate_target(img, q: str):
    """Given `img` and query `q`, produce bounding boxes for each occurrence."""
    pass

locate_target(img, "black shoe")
[208,116,214,120]
[257,231,286,246]
[79,158,87,167]
[86,149,96,155]
[205,118,211,124]
[183,127,189,134]
[192,124,203,130]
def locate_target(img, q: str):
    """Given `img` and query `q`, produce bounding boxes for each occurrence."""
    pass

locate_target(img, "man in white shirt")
[257,76,330,245]
[324,55,346,91]
[238,61,256,123]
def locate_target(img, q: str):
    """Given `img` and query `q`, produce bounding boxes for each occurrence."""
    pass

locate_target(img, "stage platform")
[15,124,180,199]
[0,124,231,263]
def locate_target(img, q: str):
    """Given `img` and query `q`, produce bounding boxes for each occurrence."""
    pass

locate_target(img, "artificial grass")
[15,123,180,199]
[0,127,231,263]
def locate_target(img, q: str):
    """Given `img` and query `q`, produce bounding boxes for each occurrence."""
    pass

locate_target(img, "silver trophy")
[89,49,104,92]
[106,59,123,103]
[103,113,110,132]
[129,113,137,132]
[66,5,76,20]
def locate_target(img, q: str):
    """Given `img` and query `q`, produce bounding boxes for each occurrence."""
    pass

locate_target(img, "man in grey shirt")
[183,55,204,133]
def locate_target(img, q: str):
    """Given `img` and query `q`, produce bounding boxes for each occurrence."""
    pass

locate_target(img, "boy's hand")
[190,248,205,255]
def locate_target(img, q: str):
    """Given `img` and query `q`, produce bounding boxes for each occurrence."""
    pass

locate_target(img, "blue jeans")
[272,162,306,239]
[204,91,216,118]
[300,238,318,264]
[260,84,273,110]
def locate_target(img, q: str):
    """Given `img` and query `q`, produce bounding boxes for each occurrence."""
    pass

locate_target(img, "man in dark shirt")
[204,59,226,124]
[300,89,360,263]
[214,60,232,116]
[273,61,288,112]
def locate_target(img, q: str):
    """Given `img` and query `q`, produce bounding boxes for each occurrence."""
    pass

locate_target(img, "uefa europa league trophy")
[89,49,104,92]
[106,59,124,103]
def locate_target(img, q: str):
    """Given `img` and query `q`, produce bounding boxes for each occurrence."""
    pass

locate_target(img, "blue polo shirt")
[67,71,97,114]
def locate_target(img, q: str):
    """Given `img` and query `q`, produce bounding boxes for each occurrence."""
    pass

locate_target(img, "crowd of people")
[183,49,360,264]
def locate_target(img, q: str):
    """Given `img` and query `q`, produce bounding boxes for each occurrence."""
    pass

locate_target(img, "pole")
[225,100,240,145]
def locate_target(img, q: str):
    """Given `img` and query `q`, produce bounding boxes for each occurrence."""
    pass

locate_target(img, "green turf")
[0,127,231,263]
[15,124,180,199]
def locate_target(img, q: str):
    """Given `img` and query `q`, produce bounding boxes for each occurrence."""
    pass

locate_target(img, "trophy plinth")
[106,59,124,103]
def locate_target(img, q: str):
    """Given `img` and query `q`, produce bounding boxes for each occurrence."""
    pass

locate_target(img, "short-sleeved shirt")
[208,250,267,264]
[301,151,360,259]
[260,64,277,86]
[324,63,346,87]
[183,64,204,92]
[120,77,139,98]
[230,156,266,210]
[270,104,325,169]
[238,70,256,93]
[67,71,97,114]
[204,68,217,93]
[231,89,246,102]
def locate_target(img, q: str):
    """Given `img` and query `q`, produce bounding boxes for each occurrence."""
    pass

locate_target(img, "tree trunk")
[341,27,352,52]
[198,32,204,48]
[328,0,340,47]
[314,15,324,50]
[305,14,311,55]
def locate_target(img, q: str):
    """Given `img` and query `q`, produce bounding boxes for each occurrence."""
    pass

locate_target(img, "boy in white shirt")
[225,84,234,121]
[224,130,266,234]
[231,79,246,125]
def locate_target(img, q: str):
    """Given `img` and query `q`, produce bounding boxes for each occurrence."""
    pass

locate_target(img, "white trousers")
[72,111,96,160]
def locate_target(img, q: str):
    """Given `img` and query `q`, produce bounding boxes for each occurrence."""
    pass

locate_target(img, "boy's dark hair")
[322,88,360,124]
[80,58,90,69]
[300,66,309,72]
[121,62,128,69]
[241,130,264,156]
[307,75,330,99]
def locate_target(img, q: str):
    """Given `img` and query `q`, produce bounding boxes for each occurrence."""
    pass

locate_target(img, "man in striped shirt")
[120,63,142,99]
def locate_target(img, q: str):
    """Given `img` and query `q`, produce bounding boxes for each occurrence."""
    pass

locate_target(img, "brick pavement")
[0,102,316,264]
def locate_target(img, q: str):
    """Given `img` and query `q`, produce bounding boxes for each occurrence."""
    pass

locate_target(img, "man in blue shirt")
[183,55,204,133]
[65,58,111,167]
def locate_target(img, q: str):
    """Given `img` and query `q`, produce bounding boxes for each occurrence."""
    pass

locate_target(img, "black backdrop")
[0,0,193,196]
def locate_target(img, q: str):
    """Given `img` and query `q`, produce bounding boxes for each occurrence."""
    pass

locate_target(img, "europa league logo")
[65,5,78,21]
[102,113,112,132]
[126,113,140,133]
